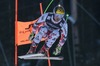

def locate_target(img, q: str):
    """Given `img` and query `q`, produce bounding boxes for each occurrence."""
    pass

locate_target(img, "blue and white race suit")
[32,12,68,48]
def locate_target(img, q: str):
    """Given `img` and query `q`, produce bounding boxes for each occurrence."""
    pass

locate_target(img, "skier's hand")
[28,32,35,41]
[53,45,62,55]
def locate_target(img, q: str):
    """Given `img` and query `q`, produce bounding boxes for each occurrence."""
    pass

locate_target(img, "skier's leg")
[27,41,38,54]
[46,30,60,48]
[38,30,60,55]
[27,26,48,54]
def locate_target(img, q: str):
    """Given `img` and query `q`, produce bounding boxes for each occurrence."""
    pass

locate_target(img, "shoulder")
[41,13,48,17]
[39,13,49,19]
[46,12,54,14]
[44,12,54,16]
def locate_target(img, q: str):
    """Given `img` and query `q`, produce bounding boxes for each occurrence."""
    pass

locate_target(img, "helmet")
[53,4,65,19]
[53,4,65,15]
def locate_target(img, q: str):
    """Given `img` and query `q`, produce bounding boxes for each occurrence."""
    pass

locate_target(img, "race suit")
[32,12,68,48]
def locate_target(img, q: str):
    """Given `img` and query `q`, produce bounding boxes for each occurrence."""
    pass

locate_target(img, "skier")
[27,4,68,56]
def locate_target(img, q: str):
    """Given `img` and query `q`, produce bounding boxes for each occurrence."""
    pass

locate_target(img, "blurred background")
[0,0,100,66]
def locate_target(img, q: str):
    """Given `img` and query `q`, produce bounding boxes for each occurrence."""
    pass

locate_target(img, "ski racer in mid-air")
[27,4,68,56]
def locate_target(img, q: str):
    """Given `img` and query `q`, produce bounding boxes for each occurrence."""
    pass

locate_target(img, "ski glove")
[28,32,35,41]
[53,45,62,55]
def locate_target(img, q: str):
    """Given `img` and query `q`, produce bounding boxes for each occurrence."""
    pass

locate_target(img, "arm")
[29,13,48,41]
[58,21,68,46]
[53,20,68,55]
[32,13,48,33]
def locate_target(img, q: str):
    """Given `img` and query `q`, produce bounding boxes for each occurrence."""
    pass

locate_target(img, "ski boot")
[26,43,38,54]
[38,45,49,56]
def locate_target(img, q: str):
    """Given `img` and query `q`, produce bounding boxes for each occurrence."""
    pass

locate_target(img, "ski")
[20,56,64,60]
[18,53,45,59]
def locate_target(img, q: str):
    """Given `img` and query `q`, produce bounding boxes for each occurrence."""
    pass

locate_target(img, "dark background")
[0,0,100,66]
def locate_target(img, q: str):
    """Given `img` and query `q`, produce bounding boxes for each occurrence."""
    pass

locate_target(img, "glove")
[28,32,35,41]
[53,45,62,55]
